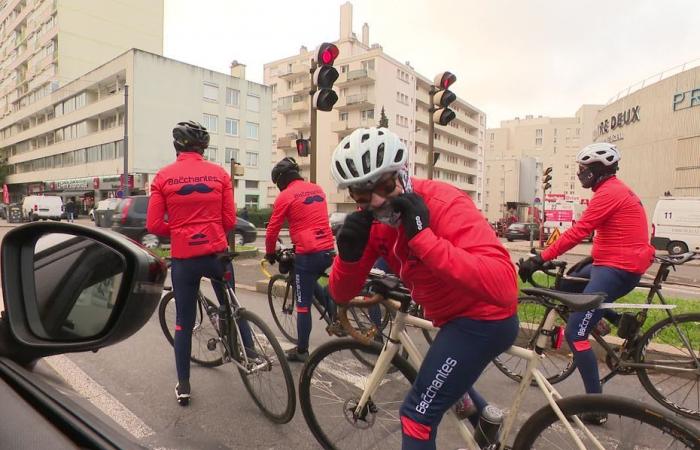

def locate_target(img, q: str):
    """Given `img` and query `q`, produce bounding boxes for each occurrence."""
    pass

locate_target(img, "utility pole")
[122,85,129,197]
[427,88,435,180]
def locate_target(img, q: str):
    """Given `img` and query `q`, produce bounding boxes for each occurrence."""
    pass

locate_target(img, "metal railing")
[605,58,700,105]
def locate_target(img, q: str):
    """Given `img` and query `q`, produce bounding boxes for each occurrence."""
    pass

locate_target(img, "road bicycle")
[493,251,700,420]
[260,244,392,343]
[298,274,700,449]
[158,252,295,423]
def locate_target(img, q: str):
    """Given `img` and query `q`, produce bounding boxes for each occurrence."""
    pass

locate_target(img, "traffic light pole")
[309,60,318,183]
[122,85,129,197]
[540,185,546,248]
[427,88,435,180]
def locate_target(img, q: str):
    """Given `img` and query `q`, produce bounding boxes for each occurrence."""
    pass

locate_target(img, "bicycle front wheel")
[492,296,575,384]
[636,312,700,420]
[233,309,296,424]
[299,338,417,450]
[158,291,224,367]
[512,394,700,449]
[267,274,298,344]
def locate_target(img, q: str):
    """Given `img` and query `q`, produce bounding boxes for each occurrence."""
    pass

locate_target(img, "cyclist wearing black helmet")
[265,157,335,362]
[147,121,252,405]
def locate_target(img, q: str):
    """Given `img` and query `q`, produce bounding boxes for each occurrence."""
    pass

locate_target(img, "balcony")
[336,91,375,112]
[287,119,310,132]
[292,78,312,95]
[277,135,296,150]
[277,94,307,115]
[331,117,374,137]
[277,62,310,79]
[336,69,376,88]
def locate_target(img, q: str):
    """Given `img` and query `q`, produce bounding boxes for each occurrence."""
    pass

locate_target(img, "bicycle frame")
[350,302,600,450]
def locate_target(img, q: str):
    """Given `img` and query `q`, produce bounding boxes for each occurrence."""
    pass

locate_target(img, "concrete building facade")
[264,2,485,212]
[0,49,273,209]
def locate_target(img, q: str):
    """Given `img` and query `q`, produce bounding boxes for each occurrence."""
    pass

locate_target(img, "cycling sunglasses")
[348,174,398,204]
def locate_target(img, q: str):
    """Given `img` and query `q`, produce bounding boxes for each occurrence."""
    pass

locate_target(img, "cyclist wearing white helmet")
[328,127,519,449]
[519,142,654,424]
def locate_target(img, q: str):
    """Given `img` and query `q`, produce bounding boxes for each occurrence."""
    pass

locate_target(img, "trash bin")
[7,204,23,223]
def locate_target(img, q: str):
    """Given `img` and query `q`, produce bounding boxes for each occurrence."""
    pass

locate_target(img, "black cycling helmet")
[173,121,210,153]
[271,157,300,184]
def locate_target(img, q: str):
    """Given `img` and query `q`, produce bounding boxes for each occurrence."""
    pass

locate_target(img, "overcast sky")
[163,0,700,128]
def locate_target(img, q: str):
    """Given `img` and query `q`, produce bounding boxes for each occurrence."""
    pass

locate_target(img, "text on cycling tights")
[294,250,334,352]
[562,264,641,394]
[400,315,518,450]
[171,255,253,382]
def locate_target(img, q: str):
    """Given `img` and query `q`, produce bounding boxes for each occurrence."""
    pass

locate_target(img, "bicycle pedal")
[326,321,347,337]
[207,338,218,351]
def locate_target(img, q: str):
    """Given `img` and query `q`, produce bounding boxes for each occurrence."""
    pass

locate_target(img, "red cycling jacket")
[329,178,518,326]
[541,176,654,274]
[147,152,236,258]
[265,179,335,255]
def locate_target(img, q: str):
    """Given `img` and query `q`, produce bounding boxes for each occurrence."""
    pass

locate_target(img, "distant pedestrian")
[65,198,76,222]
[240,206,250,222]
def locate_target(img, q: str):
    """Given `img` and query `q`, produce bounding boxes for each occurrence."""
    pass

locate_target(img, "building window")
[245,151,258,167]
[225,147,239,163]
[340,112,349,121]
[204,147,217,161]
[341,65,348,73]
[202,113,218,133]
[535,129,543,137]
[226,88,239,106]
[203,83,218,101]
[225,118,239,136]
[246,122,259,139]
[245,194,259,209]
[535,138,542,146]
[361,59,375,71]
[245,180,259,189]
[361,109,374,120]
[247,94,260,112]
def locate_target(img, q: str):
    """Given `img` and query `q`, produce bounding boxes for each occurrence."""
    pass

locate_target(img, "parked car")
[329,211,348,236]
[0,222,166,448]
[111,195,257,249]
[505,222,540,241]
[22,195,63,221]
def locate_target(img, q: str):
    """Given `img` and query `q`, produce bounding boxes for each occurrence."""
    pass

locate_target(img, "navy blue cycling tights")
[400,315,518,450]
[559,263,641,394]
[294,250,334,353]
[171,254,252,382]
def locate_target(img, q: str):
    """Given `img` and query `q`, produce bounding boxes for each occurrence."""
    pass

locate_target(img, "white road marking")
[44,354,155,440]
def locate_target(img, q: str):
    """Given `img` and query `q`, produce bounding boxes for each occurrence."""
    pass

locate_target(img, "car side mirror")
[0,223,167,364]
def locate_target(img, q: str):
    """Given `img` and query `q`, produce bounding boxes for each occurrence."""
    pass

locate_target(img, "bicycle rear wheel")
[299,339,417,450]
[233,309,296,424]
[492,296,575,384]
[636,312,700,420]
[267,274,298,344]
[158,291,224,367]
[512,394,700,449]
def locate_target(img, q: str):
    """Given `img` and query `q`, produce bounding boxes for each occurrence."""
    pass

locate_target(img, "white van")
[651,197,700,254]
[22,195,63,221]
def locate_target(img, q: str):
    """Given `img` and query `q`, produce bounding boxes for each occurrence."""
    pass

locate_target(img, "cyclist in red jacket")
[265,157,335,362]
[519,142,655,424]
[147,121,248,406]
[328,127,519,449]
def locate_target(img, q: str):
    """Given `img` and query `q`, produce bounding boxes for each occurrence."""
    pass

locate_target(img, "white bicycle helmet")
[576,142,621,166]
[331,127,407,189]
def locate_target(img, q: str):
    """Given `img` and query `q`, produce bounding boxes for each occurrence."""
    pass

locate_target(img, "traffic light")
[296,138,310,157]
[312,43,339,112]
[431,72,457,126]
[542,167,552,191]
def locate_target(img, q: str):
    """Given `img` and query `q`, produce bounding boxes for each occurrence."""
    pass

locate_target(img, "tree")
[378,106,388,128]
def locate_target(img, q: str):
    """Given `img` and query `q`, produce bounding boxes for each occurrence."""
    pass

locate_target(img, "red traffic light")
[434,71,457,90]
[296,139,310,157]
[317,43,339,66]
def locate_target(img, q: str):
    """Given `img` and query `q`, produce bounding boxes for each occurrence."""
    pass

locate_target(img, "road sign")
[545,227,561,246]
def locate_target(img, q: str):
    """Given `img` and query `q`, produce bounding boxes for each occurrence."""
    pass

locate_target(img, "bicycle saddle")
[521,288,606,312]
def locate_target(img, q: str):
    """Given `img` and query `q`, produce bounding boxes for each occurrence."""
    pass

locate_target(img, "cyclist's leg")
[565,265,642,394]
[293,251,331,353]
[171,258,203,383]
[557,260,592,293]
[399,315,519,450]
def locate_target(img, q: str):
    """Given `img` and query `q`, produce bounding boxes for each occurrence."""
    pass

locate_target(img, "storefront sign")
[596,106,640,137]
[546,210,574,222]
[672,88,700,111]
[54,178,92,190]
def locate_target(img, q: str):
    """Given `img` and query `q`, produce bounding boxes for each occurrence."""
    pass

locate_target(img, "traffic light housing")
[312,43,339,112]
[296,138,310,157]
[431,72,457,126]
[542,167,552,191]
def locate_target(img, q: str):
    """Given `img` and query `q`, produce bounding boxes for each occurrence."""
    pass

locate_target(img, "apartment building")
[263,2,486,212]
[0,49,273,209]
[0,0,163,120]
[483,105,601,222]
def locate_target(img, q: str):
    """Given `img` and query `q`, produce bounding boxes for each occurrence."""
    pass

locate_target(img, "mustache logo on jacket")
[303,195,324,205]
[176,183,214,195]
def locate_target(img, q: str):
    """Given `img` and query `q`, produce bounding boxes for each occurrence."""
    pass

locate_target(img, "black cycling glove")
[391,193,430,240]
[518,254,543,283]
[336,209,374,262]
[265,253,277,265]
